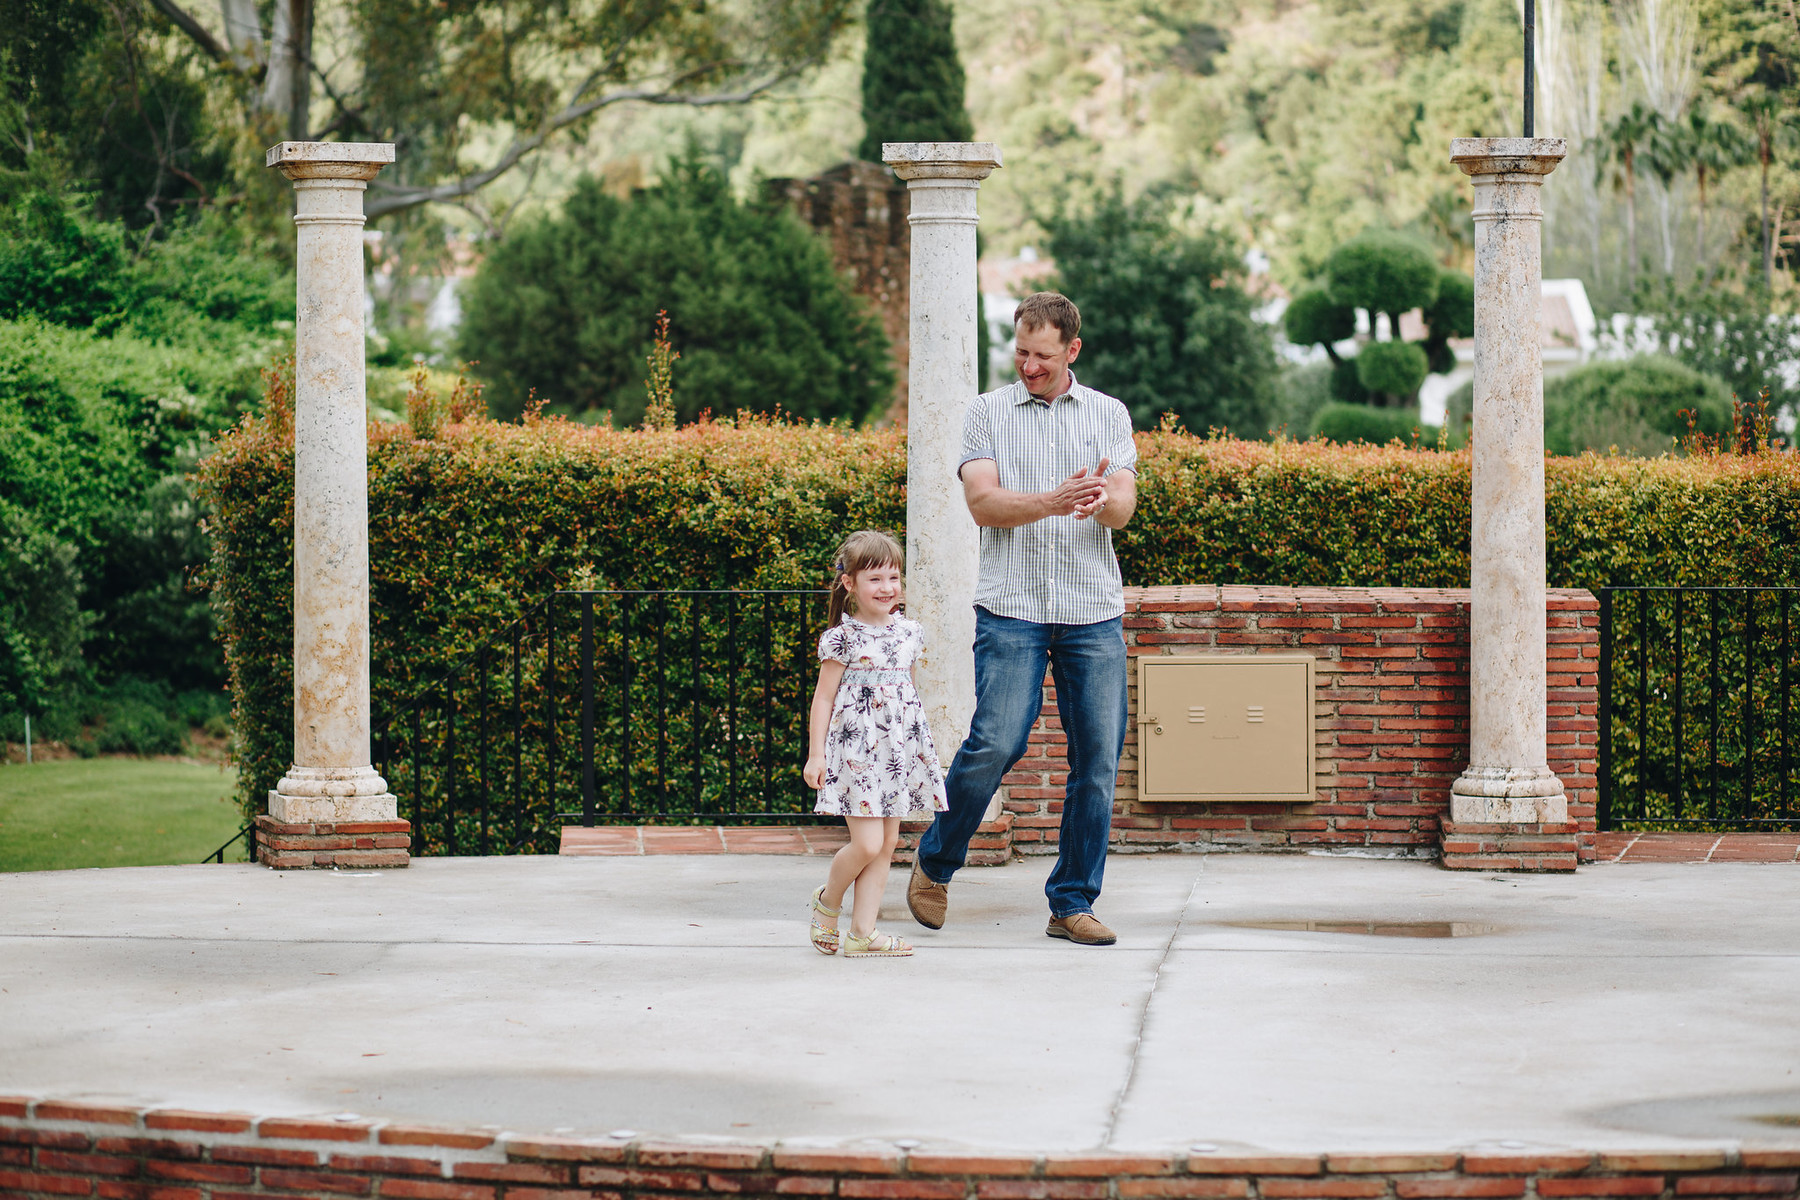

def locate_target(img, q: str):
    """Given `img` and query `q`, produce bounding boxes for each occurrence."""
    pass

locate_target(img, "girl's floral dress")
[813,614,948,818]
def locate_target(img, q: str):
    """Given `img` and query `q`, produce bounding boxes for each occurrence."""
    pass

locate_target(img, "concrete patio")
[2,852,1798,1156]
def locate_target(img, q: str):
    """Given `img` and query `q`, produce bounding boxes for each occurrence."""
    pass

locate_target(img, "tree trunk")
[218,0,264,73]
[262,0,313,140]
[1763,137,1775,291]
[1697,165,1709,284]
[1624,146,1638,298]
[1658,180,1674,275]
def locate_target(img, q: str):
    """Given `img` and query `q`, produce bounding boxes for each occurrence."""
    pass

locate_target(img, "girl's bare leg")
[824,817,885,912]
[848,817,903,937]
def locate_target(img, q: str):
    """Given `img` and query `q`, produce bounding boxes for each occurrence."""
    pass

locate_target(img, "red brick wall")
[4,1097,1794,1200]
[1001,586,1599,863]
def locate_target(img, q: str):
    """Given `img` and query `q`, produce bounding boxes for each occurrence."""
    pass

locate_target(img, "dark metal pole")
[1709,590,1721,822]
[623,595,634,817]
[728,594,739,814]
[1783,591,1792,822]
[478,645,491,854]
[444,679,457,856]
[546,595,558,822]
[1674,590,1685,818]
[1598,588,1612,830]
[1523,0,1535,138]
[581,593,596,828]
[1744,592,1757,822]
[1637,590,1648,821]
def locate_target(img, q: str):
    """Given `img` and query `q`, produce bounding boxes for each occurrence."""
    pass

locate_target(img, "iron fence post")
[581,593,596,829]
[1598,587,1612,831]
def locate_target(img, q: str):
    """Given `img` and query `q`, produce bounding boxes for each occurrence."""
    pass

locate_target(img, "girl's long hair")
[826,529,905,629]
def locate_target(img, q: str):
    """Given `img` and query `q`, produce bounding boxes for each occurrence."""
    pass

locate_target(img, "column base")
[267,765,397,823]
[1449,765,1569,824]
[1439,820,1578,873]
[255,813,411,869]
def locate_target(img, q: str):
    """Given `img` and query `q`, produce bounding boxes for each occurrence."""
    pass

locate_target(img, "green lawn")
[0,758,244,872]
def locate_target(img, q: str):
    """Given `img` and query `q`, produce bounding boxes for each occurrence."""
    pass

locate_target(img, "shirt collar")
[1013,370,1081,407]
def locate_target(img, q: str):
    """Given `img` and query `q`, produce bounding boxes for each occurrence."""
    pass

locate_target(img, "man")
[908,291,1138,946]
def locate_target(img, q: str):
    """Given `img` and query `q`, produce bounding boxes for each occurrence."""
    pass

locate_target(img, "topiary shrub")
[1310,402,1426,445]
[1287,232,1471,409]
[1354,340,1430,401]
[1283,288,1355,353]
[1544,356,1733,456]
[1326,231,1440,328]
[1445,356,1735,456]
[1421,269,1474,373]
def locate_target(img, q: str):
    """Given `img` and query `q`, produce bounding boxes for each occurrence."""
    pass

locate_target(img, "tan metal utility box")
[1135,654,1316,803]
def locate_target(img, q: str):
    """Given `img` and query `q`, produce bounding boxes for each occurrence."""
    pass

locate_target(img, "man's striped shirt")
[957,373,1138,626]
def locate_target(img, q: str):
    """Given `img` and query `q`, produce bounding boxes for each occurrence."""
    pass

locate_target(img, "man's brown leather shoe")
[1046,912,1116,945]
[906,862,948,929]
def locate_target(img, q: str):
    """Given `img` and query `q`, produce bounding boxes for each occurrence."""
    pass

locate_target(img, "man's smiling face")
[1014,322,1082,398]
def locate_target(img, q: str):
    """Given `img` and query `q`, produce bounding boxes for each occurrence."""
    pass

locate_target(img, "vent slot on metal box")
[1136,654,1316,803]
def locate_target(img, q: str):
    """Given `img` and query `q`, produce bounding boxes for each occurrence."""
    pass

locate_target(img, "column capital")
[266,140,395,184]
[882,142,1003,183]
[1450,137,1566,179]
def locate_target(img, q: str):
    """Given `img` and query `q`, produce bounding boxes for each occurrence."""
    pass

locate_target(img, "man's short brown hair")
[1014,292,1081,344]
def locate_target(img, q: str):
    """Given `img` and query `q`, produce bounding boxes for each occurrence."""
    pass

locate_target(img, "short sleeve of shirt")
[818,620,858,664]
[1104,402,1138,476]
[958,395,995,476]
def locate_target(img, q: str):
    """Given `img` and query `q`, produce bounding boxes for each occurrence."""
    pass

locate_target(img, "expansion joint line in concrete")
[1101,864,1203,1149]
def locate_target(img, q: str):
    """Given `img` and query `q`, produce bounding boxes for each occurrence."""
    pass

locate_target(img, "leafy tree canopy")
[1043,186,1278,435]
[128,0,857,223]
[458,153,895,426]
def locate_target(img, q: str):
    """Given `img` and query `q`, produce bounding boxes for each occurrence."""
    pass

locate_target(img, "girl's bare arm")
[803,660,847,788]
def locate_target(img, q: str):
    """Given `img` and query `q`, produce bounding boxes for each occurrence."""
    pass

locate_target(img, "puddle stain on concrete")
[1222,920,1502,938]
[1590,1090,1800,1139]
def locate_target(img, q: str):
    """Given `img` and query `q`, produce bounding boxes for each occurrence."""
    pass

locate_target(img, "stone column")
[1443,137,1576,871]
[881,142,1002,766]
[260,141,408,868]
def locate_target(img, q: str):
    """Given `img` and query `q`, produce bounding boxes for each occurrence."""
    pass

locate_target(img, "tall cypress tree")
[857,0,986,388]
[857,0,973,161]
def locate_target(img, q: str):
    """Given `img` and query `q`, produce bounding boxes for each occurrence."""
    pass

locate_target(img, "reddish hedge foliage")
[198,412,1800,815]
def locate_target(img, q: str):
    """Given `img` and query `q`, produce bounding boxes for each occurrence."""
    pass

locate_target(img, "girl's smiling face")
[842,562,903,621]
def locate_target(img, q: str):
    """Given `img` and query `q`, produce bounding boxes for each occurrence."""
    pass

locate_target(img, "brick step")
[1438,819,1578,873]
[253,815,411,869]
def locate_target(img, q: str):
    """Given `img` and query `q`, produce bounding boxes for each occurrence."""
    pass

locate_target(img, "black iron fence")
[1600,586,1800,830]
[372,590,832,856]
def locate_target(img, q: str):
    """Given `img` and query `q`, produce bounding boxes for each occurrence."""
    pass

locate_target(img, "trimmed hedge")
[199,413,1800,817]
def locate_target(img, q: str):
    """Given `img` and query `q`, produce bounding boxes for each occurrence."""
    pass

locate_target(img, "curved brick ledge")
[4,1097,1797,1200]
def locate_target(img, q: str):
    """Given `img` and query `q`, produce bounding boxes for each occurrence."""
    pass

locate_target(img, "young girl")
[803,530,947,958]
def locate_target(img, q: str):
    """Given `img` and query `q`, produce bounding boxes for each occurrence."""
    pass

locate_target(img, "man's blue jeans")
[917,607,1128,917]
